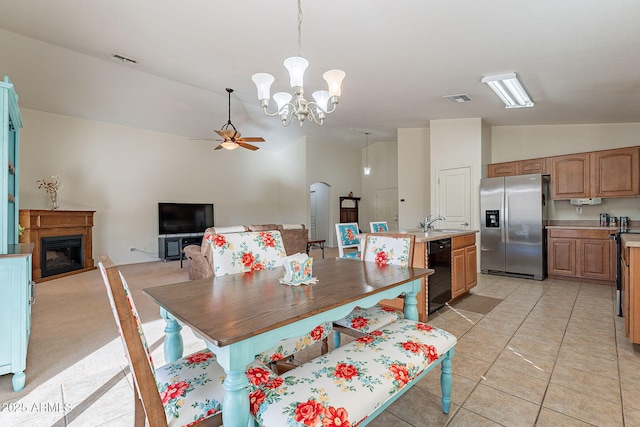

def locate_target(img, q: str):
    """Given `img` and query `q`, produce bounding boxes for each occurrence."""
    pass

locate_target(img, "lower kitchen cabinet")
[0,248,34,391]
[452,234,477,298]
[621,239,640,344]
[547,228,615,284]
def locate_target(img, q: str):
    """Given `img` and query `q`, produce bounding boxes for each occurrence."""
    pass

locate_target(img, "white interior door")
[375,188,399,231]
[310,182,331,245]
[436,167,471,230]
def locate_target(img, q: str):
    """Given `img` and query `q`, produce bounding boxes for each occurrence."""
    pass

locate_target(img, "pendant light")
[363,132,371,175]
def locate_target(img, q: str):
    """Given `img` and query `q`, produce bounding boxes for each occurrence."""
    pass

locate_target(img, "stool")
[306,239,326,258]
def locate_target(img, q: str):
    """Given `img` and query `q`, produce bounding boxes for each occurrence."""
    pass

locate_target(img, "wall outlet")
[576,206,583,214]
[129,247,135,252]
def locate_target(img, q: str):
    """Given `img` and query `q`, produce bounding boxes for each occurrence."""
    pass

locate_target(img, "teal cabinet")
[0,76,33,391]
[0,251,33,391]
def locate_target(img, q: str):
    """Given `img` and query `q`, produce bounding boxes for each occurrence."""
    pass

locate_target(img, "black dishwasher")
[428,238,452,314]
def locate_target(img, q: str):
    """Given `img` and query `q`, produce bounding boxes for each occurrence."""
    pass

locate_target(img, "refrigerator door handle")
[504,191,508,243]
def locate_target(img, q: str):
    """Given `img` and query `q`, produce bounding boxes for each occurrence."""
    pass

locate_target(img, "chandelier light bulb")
[273,92,293,110]
[323,69,346,97]
[312,90,330,112]
[251,73,275,101]
[284,57,309,88]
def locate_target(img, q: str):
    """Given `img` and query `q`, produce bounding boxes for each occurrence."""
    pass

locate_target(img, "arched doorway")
[310,182,331,246]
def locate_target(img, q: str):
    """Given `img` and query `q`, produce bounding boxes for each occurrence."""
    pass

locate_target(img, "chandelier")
[251,0,346,126]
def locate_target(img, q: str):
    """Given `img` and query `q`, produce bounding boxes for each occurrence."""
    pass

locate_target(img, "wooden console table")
[19,209,96,282]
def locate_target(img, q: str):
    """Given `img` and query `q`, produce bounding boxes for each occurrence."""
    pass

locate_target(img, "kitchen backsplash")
[548,198,638,224]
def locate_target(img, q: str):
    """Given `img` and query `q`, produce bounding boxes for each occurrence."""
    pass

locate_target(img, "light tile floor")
[1,261,639,426]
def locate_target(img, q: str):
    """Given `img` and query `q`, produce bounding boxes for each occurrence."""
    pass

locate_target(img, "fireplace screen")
[40,235,84,278]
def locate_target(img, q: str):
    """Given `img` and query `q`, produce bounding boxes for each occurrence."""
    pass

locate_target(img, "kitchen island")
[376,229,479,321]
[620,233,640,344]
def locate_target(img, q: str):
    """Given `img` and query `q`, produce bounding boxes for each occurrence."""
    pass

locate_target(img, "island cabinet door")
[465,245,477,290]
[451,247,466,298]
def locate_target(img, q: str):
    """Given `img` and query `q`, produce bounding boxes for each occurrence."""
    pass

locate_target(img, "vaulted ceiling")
[1,1,639,151]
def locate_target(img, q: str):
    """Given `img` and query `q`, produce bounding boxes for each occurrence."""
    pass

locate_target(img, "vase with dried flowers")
[37,175,62,210]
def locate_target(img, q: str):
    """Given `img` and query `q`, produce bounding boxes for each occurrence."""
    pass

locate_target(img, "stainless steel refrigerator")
[480,174,549,280]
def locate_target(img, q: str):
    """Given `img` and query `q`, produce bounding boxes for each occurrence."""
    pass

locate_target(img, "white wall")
[360,141,398,229]
[491,123,640,162]
[19,109,304,264]
[305,136,362,247]
[491,123,640,222]
[397,128,429,230]
[430,119,483,232]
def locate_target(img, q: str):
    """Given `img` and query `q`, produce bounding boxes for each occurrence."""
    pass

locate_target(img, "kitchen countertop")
[621,233,640,248]
[546,225,618,231]
[399,229,478,243]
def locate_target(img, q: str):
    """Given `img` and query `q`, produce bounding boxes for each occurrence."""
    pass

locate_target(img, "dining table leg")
[214,345,254,427]
[403,278,421,321]
[160,307,183,363]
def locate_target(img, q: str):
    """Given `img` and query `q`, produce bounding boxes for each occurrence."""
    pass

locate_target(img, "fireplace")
[40,234,84,278]
[19,210,95,282]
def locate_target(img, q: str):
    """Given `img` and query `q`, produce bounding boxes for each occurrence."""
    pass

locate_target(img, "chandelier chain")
[297,0,303,57]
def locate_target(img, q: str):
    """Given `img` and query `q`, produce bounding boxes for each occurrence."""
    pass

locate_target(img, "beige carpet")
[448,293,503,315]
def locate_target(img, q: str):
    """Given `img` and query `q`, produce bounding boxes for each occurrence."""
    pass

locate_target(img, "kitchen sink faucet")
[425,216,446,231]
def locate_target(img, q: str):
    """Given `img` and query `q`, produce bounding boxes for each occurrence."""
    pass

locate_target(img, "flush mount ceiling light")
[482,72,534,108]
[251,0,346,127]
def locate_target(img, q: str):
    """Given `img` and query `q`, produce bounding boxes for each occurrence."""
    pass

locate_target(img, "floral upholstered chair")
[333,233,416,347]
[209,231,332,366]
[335,222,362,259]
[369,221,389,232]
[99,254,277,426]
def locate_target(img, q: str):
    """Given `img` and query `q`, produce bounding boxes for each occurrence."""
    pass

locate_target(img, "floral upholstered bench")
[250,319,457,426]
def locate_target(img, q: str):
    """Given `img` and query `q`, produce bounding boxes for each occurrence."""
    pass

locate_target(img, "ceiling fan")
[200,88,265,151]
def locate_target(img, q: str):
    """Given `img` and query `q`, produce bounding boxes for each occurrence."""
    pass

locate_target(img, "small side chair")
[335,222,362,259]
[333,233,416,347]
[369,221,389,232]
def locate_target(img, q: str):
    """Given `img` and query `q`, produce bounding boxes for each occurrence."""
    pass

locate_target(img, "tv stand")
[158,234,203,261]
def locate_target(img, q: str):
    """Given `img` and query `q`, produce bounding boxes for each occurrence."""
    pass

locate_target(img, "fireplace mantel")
[19,209,95,282]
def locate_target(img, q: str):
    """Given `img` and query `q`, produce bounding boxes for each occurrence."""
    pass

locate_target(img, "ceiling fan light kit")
[251,0,346,127]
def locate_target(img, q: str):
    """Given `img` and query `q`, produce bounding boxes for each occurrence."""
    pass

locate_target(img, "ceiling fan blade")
[240,137,265,142]
[214,144,224,150]
[189,138,219,141]
[238,142,259,151]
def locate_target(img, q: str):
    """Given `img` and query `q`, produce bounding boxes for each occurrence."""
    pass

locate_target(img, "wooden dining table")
[143,257,432,427]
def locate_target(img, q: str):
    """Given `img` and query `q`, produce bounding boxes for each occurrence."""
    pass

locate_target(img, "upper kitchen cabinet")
[487,161,517,177]
[518,157,551,176]
[487,158,550,178]
[590,147,640,198]
[551,153,591,199]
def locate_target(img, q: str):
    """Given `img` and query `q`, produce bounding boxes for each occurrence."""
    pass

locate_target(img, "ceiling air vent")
[112,54,138,64]
[443,94,472,103]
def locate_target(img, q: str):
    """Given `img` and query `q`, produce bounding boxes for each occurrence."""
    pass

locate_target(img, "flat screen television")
[158,202,214,235]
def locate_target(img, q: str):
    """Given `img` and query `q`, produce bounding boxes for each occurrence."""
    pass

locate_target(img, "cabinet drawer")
[452,234,476,250]
[547,228,613,240]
